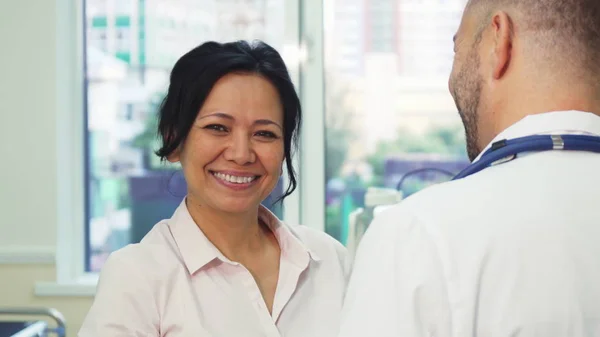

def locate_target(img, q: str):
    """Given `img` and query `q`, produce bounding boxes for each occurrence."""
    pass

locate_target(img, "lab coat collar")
[473,110,600,163]
[169,199,319,275]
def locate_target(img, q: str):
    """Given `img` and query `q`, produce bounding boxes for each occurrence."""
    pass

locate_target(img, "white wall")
[0,0,58,249]
[0,1,93,335]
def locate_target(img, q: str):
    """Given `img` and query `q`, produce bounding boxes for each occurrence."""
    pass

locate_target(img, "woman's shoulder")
[99,221,184,280]
[260,206,348,262]
[283,223,350,272]
[286,223,346,254]
[79,224,178,336]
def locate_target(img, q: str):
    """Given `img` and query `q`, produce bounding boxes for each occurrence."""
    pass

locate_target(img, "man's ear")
[490,11,513,79]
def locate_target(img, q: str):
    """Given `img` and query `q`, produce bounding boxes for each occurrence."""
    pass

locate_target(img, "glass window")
[84,0,292,272]
[114,0,133,16]
[324,0,470,254]
[114,27,131,54]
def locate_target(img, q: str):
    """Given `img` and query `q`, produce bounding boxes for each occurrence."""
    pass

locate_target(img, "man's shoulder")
[394,179,471,214]
[369,179,477,235]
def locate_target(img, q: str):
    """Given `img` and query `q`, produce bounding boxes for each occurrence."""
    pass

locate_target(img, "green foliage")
[131,91,164,152]
[129,92,181,170]
[131,113,159,153]
[366,124,467,178]
[325,204,342,240]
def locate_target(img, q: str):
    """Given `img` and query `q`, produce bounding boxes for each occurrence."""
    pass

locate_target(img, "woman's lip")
[211,171,260,190]
[209,170,261,177]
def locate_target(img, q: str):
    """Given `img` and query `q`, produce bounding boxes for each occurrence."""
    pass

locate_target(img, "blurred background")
[0,0,468,335]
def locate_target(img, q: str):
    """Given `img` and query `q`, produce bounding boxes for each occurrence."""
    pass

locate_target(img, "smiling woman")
[167,73,287,216]
[78,40,351,337]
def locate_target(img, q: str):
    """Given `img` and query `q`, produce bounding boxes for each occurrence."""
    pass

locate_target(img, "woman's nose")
[223,134,256,165]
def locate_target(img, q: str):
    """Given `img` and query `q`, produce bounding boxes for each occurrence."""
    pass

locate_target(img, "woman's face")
[169,73,285,215]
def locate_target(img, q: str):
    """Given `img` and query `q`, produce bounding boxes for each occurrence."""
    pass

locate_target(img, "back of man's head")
[449,0,600,161]
[468,0,600,83]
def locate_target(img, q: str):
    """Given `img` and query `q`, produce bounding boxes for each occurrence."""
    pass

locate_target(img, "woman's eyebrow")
[198,113,282,130]
[254,119,282,130]
[197,112,234,121]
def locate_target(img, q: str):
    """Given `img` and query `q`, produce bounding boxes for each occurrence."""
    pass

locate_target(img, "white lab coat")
[338,111,600,337]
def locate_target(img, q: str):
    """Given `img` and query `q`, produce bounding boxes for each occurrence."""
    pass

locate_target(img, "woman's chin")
[187,189,267,216]
[213,198,260,215]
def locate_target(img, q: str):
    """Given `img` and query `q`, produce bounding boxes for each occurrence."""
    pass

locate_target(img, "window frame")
[35,0,92,296]
[298,0,326,232]
[36,0,326,296]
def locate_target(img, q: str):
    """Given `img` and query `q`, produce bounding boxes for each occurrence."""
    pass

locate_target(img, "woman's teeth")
[213,172,256,184]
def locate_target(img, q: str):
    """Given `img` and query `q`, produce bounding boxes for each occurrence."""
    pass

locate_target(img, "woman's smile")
[210,170,262,191]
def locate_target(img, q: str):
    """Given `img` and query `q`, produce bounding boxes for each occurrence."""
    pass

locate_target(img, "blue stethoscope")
[452,134,600,180]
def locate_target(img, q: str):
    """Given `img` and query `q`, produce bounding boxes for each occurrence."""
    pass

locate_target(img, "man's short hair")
[468,0,600,80]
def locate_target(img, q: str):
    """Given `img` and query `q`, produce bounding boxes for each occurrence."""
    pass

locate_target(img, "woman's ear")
[167,148,181,163]
[280,159,286,177]
[161,129,182,163]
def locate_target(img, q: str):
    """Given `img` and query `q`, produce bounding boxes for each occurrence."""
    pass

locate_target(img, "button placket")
[238,265,274,321]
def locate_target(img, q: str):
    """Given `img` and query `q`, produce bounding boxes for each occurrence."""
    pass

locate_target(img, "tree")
[366,123,467,180]
[324,74,356,183]
[131,92,163,153]
[130,92,179,171]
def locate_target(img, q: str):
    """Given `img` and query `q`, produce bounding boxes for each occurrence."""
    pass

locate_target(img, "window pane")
[324,0,470,254]
[85,0,290,272]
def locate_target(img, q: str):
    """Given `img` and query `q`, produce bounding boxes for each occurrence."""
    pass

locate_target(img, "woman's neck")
[185,197,270,262]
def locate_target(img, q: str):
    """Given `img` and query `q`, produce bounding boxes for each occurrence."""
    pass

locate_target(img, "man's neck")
[481,90,600,150]
[185,197,268,262]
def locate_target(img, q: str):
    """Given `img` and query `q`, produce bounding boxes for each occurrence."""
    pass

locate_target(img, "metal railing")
[0,307,66,337]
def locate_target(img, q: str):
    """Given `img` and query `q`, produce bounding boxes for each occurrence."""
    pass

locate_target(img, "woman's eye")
[205,124,228,132]
[255,131,278,139]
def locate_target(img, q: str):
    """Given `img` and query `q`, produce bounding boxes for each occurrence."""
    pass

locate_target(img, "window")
[114,0,132,16]
[323,0,470,254]
[114,27,131,55]
[80,0,469,276]
[88,28,108,51]
[84,0,297,272]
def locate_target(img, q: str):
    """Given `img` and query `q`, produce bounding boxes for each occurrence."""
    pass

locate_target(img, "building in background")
[324,0,470,244]
[326,0,467,161]
[325,0,365,77]
[327,0,464,78]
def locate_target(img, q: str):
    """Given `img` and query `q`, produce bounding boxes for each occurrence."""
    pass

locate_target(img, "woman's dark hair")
[155,40,302,202]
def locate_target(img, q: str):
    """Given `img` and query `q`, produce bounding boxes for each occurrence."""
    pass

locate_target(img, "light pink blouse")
[79,200,351,337]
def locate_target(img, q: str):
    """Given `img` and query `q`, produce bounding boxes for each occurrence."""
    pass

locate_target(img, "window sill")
[34,274,98,297]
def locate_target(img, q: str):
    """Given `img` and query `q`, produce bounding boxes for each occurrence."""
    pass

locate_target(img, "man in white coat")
[338,0,600,336]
